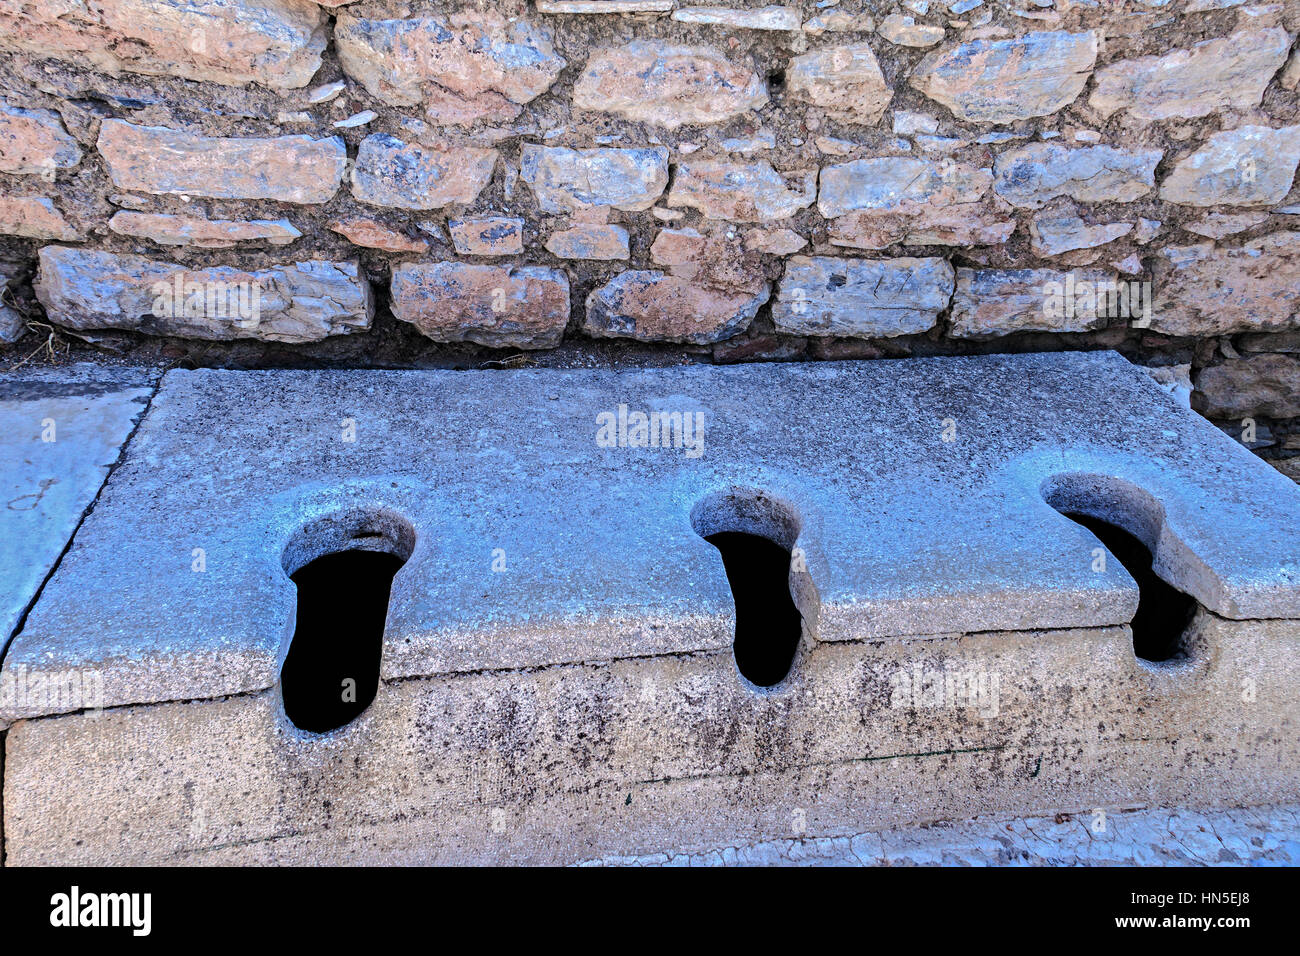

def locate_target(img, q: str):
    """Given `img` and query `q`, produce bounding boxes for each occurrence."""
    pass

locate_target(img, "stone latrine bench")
[1,350,1297,865]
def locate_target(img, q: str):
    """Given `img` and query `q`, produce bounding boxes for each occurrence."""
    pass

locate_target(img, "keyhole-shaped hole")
[280,510,415,734]
[705,531,803,687]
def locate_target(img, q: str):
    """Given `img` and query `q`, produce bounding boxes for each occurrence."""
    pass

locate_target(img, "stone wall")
[0,0,1297,476]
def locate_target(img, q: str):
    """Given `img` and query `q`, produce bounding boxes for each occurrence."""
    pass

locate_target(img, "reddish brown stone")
[97,121,345,203]
[573,40,767,129]
[109,212,300,248]
[0,196,80,240]
[0,102,82,175]
[448,217,525,256]
[0,0,328,89]
[336,12,565,126]
[328,218,427,254]
[390,262,570,349]
[583,270,768,344]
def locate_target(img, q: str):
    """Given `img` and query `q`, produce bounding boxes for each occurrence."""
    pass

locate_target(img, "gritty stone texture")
[1090,28,1291,121]
[0,365,154,655]
[520,145,669,213]
[746,227,805,255]
[573,40,767,129]
[786,43,892,125]
[389,262,570,349]
[0,195,80,241]
[950,268,1113,338]
[819,157,1012,249]
[1196,355,1300,419]
[1159,126,1300,209]
[772,255,954,337]
[3,356,1298,862]
[0,0,328,89]
[1183,212,1271,240]
[583,270,769,344]
[909,31,1098,124]
[587,804,1300,866]
[7,352,1299,717]
[327,218,426,253]
[545,223,630,260]
[994,143,1162,209]
[1030,214,1132,257]
[877,14,944,48]
[1150,233,1300,337]
[335,13,566,126]
[0,101,82,175]
[448,217,525,256]
[5,599,1298,863]
[97,121,345,204]
[351,134,496,210]
[667,161,816,222]
[672,5,801,31]
[107,212,300,248]
[35,246,372,343]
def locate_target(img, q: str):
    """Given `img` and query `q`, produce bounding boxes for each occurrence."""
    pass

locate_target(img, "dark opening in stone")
[282,545,407,734]
[1061,512,1198,663]
[705,531,803,687]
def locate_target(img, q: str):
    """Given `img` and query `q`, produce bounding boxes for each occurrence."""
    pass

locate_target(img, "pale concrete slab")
[4,351,1300,718]
[583,803,1300,866]
[0,364,155,658]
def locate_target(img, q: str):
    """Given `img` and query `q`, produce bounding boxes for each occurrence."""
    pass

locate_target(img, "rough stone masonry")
[0,0,1298,479]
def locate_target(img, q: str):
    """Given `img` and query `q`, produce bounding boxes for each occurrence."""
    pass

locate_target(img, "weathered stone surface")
[390,262,569,349]
[0,365,154,648]
[545,223,630,260]
[1182,212,1270,240]
[672,5,801,30]
[520,145,669,213]
[818,157,977,218]
[328,218,427,254]
[745,227,806,255]
[574,41,766,129]
[336,13,565,126]
[1090,29,1291,121]
[0,101,81,175]
[0,260,20,344]
[772,255,953,337]
[877,14,944,48]
[36,246,372,343]
[591,804,1300,866]
[910,31,1097,123]
[449,216,525,256]
[667,161,816,221]
[950,268,1113,338]
[787,43,892,125]
[538,0,672,9]
[98,121,344,204]
[584,271,768,343]
[108,212,300,248]
[0,0,327,89]
[993,143,1162,209]
[1159,126,1300,209]
[820,157,1013,249]
[1150,233,1300,337]
[351,134,496,210]
[0,195,80,241]
[646,228,765,288]
[1030,214,1132,257]
[1197,355,1300,419]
